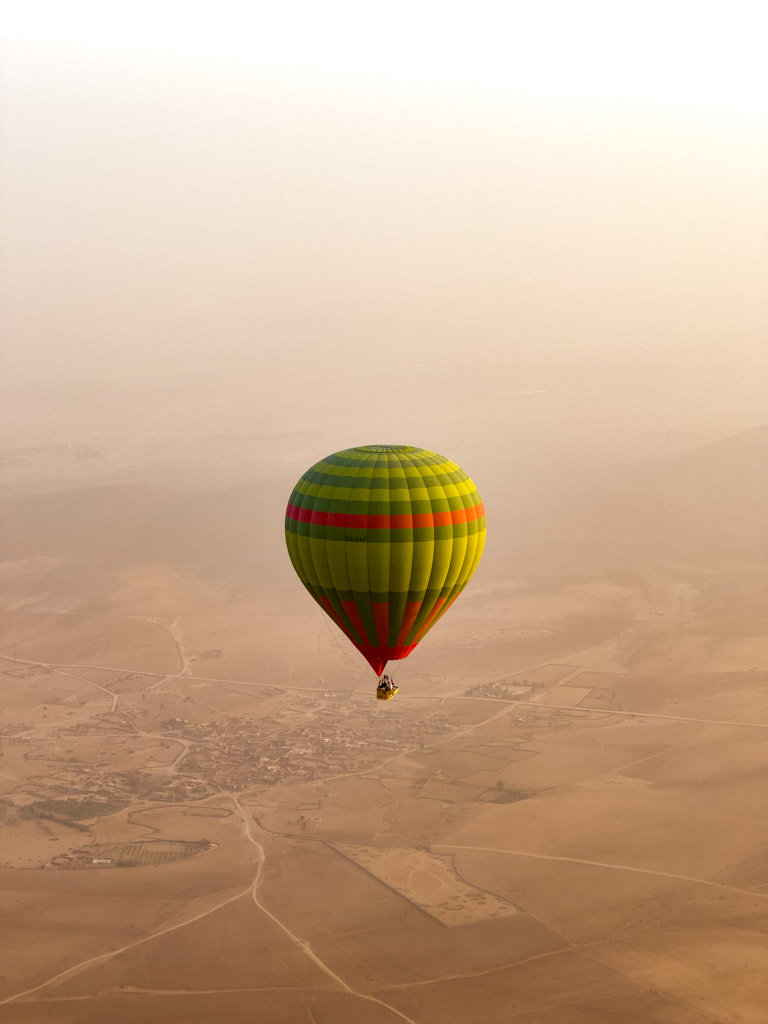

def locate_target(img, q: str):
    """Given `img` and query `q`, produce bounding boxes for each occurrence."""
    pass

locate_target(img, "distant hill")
[0,477,295,592]
[1,428,765,603]
[582,426,768,569]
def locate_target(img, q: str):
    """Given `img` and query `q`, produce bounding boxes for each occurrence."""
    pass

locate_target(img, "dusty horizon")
[3,5,767,434]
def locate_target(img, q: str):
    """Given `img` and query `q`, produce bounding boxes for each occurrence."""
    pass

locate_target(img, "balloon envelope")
[285,445,486,675]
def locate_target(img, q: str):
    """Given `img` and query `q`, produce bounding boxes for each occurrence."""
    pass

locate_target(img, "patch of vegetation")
[31,796,128,821]
[2,795,129,832]
[119,771,158,795]
[0,800,20,825]
[97,839,212,867]
[38,814,89,832]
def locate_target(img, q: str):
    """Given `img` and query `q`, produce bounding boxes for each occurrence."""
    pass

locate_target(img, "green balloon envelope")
[285,445,486,676]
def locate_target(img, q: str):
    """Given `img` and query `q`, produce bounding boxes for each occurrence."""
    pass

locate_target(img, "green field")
[96,839,210,867]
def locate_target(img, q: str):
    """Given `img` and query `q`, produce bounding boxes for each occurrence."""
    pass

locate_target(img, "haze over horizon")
[2,1,767,477]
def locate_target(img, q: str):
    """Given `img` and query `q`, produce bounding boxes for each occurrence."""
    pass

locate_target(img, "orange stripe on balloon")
[396,600,423,646]
[413,591,461,643]
[411,597,446,644]
[412,592,462,644]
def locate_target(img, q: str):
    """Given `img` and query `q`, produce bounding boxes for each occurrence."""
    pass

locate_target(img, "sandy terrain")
[332,844,519,925]
[0,428,766,1022]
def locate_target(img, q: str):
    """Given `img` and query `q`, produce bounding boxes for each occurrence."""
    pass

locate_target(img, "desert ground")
[1,413,767,1024]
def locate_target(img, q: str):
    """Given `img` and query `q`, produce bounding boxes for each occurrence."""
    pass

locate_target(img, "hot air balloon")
[285,445,486,691]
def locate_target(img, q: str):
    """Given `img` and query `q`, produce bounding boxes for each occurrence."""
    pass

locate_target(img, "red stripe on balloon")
[319,596,360,645]
[372,601,389,648]
[340,600,369,647]
[355,642,418,676]
[286,502,484,529]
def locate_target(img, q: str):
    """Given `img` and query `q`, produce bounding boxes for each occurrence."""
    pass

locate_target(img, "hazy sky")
[2,2,766,466]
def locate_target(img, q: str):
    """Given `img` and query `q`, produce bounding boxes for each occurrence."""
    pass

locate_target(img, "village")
[0,686,461,830]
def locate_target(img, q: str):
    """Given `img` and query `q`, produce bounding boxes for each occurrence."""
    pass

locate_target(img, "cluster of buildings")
[465,678,532,700]
[3,690,465,816]
[43,846,100,869]
[172,702,451,790]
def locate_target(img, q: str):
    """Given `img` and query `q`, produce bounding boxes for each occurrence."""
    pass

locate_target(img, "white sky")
[1,0,766,457]
[3,0,767,109]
